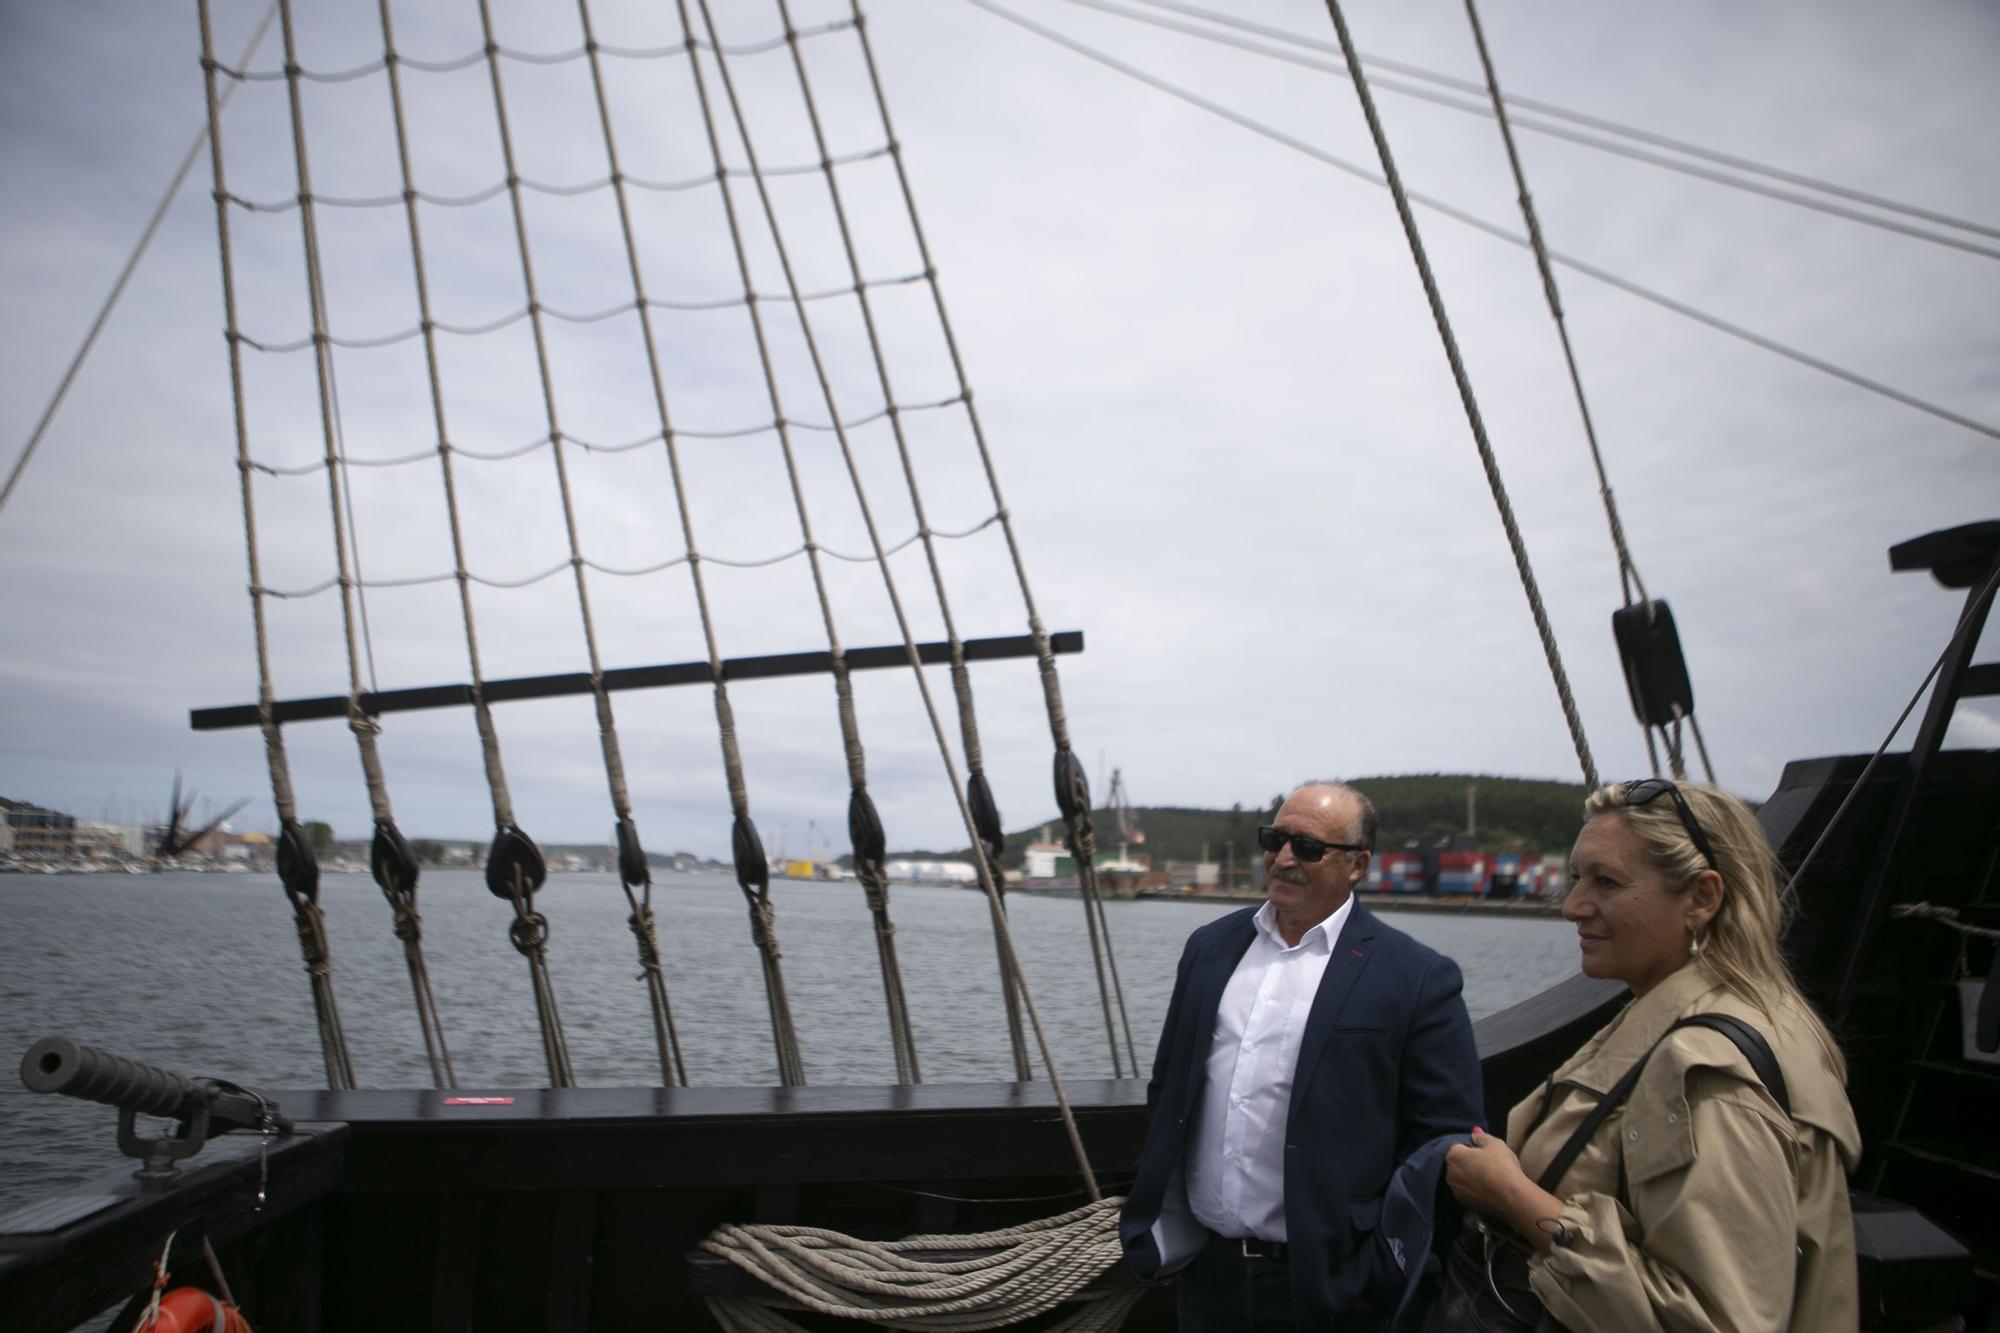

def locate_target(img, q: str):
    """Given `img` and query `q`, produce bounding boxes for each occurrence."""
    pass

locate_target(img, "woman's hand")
[1445,1129,1567,1251]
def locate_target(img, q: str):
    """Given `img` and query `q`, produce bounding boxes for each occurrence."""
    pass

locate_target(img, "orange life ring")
[134,1287,252,1333]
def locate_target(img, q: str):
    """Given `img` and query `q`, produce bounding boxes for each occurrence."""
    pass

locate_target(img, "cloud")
[3,0,1997,855]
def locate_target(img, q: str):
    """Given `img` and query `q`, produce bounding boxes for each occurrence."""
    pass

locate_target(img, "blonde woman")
[1439,780,1860,1332]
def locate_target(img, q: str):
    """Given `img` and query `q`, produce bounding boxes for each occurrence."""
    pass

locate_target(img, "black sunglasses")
[1620,779,1719,872]
[1256,825,1367,862]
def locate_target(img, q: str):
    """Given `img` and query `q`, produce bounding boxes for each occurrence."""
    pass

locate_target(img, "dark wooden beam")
[190,631,1084,731]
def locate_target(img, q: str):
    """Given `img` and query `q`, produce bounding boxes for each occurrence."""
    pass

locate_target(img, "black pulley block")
[485,824,546,900]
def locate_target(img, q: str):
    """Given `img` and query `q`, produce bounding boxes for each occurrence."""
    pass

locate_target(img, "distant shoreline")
[1001,882,1565,918]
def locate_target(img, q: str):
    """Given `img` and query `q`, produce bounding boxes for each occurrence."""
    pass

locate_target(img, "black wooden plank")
[0,1126,346,1333]
[191,631,1084,731]
[545,1192,596,1333]
[265,1081,1147,1195]
[431,1193,483,1333]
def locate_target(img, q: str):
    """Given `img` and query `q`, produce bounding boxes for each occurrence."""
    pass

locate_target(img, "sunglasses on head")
[1619,778,1719,872]
[1256,825,1366,862]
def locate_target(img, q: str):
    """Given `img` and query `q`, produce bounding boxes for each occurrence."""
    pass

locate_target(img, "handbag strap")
[1535,1011,1789,1194]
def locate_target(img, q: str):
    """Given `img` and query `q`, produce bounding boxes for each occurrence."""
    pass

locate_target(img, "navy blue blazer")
[1118,901,1484,1327]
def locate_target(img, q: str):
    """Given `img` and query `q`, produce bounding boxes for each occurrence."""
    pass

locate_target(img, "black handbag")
[1417,1012,1789,1333]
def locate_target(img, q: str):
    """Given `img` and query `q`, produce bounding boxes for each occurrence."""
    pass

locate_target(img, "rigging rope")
[198,0,353,1091]
[687,0,1106,1186]
[383,0,533,1089]
[702,1196,1138,1332]
[1318,0,1599,790]
[1132,0,2000,245]
[770,0,1031,1084]
[1460,0,1714,787]
[0,5,280,520]
[1068,0,2000,262]
[849,0,1140,1080]
[677,0,933,1086]
[472,0,688,1090]
[1459,0,1644,612]
[285,0,460,1081]
[961,0,2000,447]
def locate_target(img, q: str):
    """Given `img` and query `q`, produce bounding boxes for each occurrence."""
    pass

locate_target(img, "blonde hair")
[1584,781,1846,1082]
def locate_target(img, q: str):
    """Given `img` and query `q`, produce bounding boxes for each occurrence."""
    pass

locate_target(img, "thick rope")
[278,0,468,1086]
[1892,904,2000,942]
[379,0,544,1087]
[505,876,576,1086]
[556,0,704,1080]
[379,859,455,1089]
[672,0,912,1087]
[1320,0,1598,790]
[373,0,522,847]
[1463,0,1725,788]
[845,1,1139,1079]
[1460,0,1645,611]
[701,1197,1137,1330]
[199,0,352,1090]
[465,0,682,1086]
[773,0,1044,1086]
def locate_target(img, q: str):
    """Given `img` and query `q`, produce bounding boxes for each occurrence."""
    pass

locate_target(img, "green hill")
[910,773,1591,870]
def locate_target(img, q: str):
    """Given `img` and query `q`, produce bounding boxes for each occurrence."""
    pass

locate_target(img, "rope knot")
[508,910,550,955]
[390,902,423,943]
[748,900,782,957]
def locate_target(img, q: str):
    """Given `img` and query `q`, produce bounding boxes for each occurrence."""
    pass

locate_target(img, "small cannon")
[20,1036,291,1184]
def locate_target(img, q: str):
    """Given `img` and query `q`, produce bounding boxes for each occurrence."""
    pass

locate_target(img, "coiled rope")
[702,1197,1138,1332]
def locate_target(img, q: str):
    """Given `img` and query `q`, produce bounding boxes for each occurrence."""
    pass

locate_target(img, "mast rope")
[770,0,1031,1080]
[848,0,1140,1080]
[1318,0,1599,790]
[289,0,466,1080]
[687,0,1107,1186]
[1459,0,1714,785]
[1459,0,1645,612]
[565,0,813,1089]
[1063,0,2000,262]
[469,0,702,1089]
[672,0,925,1086]
[961,0,2000,447]
[199,0,354,1090]
[702,1197,1139,1332]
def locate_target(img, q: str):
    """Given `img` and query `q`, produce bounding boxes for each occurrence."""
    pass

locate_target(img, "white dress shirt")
[1184,893,1353,1242]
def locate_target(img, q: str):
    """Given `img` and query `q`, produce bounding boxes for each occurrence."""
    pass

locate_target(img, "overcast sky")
[2,0,1996,858]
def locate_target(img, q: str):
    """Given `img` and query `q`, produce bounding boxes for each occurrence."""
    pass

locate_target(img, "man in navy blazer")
[1119,781,1483,1330]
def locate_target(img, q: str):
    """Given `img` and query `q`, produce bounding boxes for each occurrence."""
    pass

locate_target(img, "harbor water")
[0,870,1581,1208]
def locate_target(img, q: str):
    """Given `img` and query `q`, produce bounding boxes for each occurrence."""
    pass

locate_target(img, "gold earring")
[1688,921,1703,957]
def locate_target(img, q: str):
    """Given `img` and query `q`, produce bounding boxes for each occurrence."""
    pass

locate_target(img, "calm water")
[0,871,1580,1206]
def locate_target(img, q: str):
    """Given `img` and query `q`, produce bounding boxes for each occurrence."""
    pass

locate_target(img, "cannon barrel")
[20,1035,289,1133]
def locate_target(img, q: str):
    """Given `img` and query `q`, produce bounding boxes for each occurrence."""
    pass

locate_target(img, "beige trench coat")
[1506,962,1861,1333]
